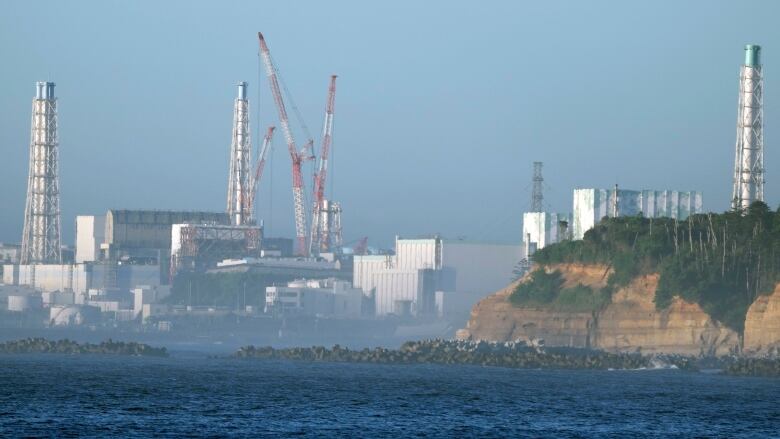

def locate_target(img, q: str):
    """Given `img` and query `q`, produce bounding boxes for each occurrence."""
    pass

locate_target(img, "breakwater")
[725,358,780,377]
[235,339,698,371]
[0,338,168,357]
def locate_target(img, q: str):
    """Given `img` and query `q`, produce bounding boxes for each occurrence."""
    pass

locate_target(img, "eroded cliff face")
[456,264,740,356]
[744,285,780,354]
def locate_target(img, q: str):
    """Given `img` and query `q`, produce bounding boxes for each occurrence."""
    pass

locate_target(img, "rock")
[460,264,742,356]
[744,284,780,355]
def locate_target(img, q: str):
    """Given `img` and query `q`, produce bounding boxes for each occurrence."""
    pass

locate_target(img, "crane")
[258,32,309,256]
[245,125,275,223]
[309,75,337,255]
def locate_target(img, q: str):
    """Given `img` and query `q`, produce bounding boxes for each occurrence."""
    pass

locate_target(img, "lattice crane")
[309,75,338,254]
[245,125,275,223]
[258,32,310,256]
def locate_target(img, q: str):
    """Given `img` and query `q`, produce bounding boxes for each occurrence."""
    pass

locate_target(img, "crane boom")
[309,75,337,254]
[246,126,275,221]
[258,32,308,256]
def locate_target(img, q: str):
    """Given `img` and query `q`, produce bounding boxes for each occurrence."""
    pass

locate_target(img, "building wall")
[0,244,21,264]
[76,215,106,263]
[352,255,392,293]
[106,210,229,250]
[352,239,522,318]
[372,269,422,316]
[395,238,439,270]
[10,264,93,294]
[522,213,571,250]
[572,188,703,240]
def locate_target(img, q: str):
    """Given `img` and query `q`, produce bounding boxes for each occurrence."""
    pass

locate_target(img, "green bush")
[530,201,780,332]
[510,269,610,313]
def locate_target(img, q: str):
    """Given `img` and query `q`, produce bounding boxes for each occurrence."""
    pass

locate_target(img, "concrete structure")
[8,294,42,312]
[732,44,765,210]
[0,243,21,264]
[170,223,261,276]
[75,215,105,263]
[101,209,229,286]
[49,305,100,326]
[133,285,170,318]
[141,303,170,322]
[265,278,363,317]
[42,290,75,307]
[572,188,703,240]
[103,210,229,257]
[522,212,571,251]
[21,81,62,264]
[3,263,92,294]
[353,237,523,317]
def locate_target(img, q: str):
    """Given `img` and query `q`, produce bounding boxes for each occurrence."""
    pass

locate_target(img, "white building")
[572,188,703,240]
[75,215,106,263]
[353,237,523,318]
[133,285,170,319]
[522,212,571,252]
[0,243,21,264]
[265,278,363,317]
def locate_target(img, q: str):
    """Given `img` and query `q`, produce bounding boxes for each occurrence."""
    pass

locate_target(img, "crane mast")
[258,32,309,256]
[310,75,337,255]
[246,126,275,222]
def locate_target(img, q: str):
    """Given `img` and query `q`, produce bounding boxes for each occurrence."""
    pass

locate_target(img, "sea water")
[0,354,778,437]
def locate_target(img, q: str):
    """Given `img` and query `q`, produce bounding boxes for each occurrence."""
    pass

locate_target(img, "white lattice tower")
[21,82,62,264]
[227,82,252,225]
[732,44,765,211]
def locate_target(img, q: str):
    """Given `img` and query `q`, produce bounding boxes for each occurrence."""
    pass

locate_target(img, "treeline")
[525,202,780,332]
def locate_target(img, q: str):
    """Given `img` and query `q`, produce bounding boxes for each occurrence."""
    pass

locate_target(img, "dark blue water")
[1,355,778,437]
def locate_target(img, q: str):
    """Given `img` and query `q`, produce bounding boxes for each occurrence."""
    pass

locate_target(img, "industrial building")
[522,212,571,252]
[75,215,105,263]
[353,236,523,317]
[0,243,21,264]
[170,223,262,276]
[265,278,362,317]
[520,162,571,256]
[572,188,703,240]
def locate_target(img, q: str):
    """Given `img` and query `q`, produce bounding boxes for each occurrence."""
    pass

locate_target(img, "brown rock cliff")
[457,264,740,356]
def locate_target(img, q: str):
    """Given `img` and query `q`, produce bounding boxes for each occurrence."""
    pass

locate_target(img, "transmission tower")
[731,44,764,211]
[21,82,62,265]
[531,162,543,212]
[227,82,252,226]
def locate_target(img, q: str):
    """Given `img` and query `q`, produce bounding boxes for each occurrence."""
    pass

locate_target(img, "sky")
[0,0,778,248]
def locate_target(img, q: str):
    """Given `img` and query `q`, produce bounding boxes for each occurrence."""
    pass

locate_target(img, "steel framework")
[531,162,543,212]
[732,44,765,211]
[227,82,252,226]
[21,82,62,265]
[310,75,338,254]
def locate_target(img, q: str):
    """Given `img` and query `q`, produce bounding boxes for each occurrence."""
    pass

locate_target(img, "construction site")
[0,38,768,347]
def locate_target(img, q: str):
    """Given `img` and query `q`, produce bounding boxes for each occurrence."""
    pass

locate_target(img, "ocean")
[1,354,778,437]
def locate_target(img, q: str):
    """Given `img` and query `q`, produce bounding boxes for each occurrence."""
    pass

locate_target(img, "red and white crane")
[245,125,275,222]
[309,75,337,255]
[258,32,309,256]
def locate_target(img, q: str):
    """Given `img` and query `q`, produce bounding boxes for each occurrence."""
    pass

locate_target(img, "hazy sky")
[1,0,778,248]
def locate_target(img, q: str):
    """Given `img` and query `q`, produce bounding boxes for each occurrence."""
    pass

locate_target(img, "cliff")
[744,284,780,355]
[457,264,741,356]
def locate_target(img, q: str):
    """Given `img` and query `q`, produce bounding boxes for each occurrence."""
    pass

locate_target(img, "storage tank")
[8,294,42,312]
